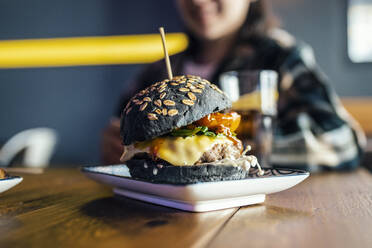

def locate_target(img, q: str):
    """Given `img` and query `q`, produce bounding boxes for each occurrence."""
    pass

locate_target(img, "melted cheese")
[121,135,233,166]
[155,136,233,166]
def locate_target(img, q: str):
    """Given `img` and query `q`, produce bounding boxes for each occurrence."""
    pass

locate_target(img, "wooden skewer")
[159,27,173,80]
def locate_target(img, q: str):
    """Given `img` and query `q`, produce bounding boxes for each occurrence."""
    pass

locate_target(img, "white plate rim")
[0,176,23,193]
[81,165,310,186]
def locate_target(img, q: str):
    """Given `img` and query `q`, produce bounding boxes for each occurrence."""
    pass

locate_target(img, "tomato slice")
[194,112,241,132]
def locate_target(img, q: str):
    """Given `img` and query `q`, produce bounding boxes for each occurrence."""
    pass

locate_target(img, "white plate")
[0,176,23,194]
[82,165,309,212]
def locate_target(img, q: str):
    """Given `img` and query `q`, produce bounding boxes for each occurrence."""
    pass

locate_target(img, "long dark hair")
[186,0,279,54]
[241,0,279,38]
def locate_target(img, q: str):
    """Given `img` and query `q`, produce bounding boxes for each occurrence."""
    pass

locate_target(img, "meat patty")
[195,142,241,164]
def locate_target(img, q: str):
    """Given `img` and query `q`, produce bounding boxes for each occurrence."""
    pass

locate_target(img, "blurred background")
[0,0,371,166]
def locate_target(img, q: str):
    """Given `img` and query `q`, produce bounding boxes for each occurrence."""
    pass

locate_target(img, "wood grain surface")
[0,168,371,248]
[209,169,372,248]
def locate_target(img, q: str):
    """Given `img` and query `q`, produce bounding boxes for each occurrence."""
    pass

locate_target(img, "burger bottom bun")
[126,158,248,184]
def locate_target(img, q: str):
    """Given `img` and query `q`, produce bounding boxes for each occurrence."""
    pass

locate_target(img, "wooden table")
[1,168,372,248]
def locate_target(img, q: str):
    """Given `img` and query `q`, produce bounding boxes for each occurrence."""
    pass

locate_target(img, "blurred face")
[177,0,252,41]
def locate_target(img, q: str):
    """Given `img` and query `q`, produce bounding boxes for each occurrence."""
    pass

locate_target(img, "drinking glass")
[219,70,278,168]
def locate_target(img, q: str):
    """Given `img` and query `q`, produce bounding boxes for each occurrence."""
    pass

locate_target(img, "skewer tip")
[159,27,173,80]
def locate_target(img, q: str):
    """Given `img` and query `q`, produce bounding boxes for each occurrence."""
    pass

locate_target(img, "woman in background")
[102,0,365,170]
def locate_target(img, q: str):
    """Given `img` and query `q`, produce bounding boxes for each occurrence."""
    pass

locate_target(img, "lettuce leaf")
[170,126,217,138]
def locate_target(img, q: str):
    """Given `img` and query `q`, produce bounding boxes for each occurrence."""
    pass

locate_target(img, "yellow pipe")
[0,33,188,68]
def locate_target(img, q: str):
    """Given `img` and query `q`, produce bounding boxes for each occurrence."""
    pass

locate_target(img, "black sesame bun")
[120,75,231,145]
[126,158,248,184]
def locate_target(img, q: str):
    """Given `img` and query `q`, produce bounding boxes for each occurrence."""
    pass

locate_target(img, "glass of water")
[219,70,278,168]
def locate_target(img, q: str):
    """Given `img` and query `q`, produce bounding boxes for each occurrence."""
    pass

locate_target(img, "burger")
[120,75,263,184]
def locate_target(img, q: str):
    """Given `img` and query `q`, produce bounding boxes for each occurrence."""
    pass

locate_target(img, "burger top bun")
[120,75,231,145]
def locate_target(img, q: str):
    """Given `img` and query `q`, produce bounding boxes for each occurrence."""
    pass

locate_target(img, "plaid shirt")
[118,29,366,171]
